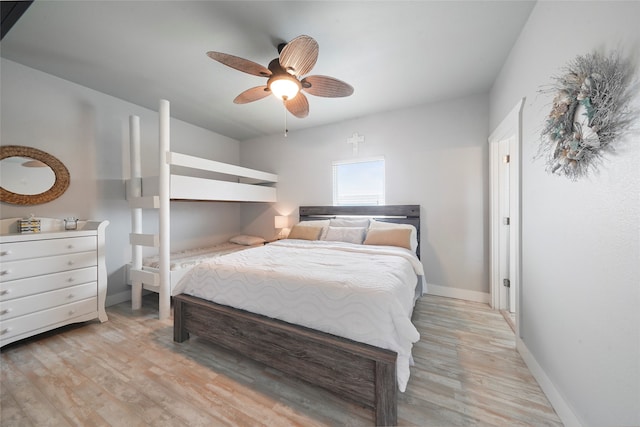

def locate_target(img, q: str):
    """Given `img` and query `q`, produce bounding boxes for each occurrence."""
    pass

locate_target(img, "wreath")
[539,51,636,180]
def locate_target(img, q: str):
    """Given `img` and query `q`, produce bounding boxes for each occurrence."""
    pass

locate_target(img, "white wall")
[240,93,491,301]
[1,59,245,305]
[490,2,640,426]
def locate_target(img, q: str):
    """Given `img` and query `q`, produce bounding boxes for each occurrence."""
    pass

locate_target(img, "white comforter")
[142,242,259,271]
[173,239,423,392]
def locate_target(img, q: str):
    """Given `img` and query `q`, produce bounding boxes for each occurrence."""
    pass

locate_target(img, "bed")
[135,237,265,294]
[127,100,278,319]
[173,204,422,426]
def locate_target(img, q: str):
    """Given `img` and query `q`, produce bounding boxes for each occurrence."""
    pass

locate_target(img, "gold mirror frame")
[0,145,70,205]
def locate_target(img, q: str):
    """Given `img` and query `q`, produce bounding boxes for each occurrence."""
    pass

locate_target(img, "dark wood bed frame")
[173,205,420,426]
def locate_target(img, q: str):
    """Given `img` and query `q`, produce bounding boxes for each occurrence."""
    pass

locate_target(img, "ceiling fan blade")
[301,75,354,98]
[279,35,318,77]
[285,93,309,118]
[207,51,271,77]
[233,86,271,104]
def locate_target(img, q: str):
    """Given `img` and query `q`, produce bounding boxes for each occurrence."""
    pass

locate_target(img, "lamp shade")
[274,215,288,229]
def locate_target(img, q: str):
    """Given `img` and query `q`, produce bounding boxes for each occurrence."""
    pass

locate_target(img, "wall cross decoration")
[346,132,365,155]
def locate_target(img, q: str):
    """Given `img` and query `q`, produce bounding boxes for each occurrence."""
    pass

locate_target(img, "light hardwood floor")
[1,295,562,426]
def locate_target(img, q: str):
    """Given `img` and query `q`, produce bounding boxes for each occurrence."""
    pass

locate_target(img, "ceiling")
[1,1,535,141]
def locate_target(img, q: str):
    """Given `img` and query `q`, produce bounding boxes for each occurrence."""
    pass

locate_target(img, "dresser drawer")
[0,298,97,344]
[0,251,96,282]
[0,236,96,262]
[0,282,96,321]
[0,266,97,302]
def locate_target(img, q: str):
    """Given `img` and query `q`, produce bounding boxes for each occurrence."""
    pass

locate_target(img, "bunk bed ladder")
[128,100,171,320]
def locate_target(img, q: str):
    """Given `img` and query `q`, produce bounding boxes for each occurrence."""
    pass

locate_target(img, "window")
[332,157,385,206]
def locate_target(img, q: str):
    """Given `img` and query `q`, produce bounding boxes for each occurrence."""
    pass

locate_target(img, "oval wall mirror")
[0,145,70,205]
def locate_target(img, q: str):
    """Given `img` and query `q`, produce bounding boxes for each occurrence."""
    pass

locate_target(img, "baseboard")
[516,336,584,427]
[426,283,490,304]
[105,290,132,307]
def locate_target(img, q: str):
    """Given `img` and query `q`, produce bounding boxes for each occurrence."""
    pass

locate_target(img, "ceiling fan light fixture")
[22,159,48,168]
[268,75,301,101]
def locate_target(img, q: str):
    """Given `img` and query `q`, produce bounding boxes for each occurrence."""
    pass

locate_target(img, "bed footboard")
[173,293,397,426]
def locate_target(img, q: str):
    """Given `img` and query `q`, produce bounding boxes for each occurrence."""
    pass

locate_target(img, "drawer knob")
[0,308,11,315]
[0,250,12,256]
[0,289,10,295]
[68,294,75,299]
[67,245,74,249]
[67,277,75,283]
[68,260,75,266]
[0,327,11,335]
[68,310,76,316]
[0,270,10,276]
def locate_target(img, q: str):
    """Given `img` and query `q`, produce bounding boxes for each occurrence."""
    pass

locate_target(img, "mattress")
[173,239,424,392]
[142,242,260,271]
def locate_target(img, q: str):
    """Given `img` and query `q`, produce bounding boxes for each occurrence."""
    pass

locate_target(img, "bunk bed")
[127,99,278,320]
[173,204,422,426]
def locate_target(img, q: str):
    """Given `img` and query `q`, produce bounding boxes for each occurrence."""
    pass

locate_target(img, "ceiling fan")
[207,35,354,119]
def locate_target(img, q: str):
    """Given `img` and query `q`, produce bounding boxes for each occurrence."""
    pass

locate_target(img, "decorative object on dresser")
[0,218,109,347]
[64,217,78,230]
[17,214,41,233]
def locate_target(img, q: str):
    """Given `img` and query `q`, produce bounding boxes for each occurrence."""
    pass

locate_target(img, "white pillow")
[322,226,367,245]
[296,219,331,227]
[229,235,266,246]
[329,217,371,228]
[369,220,418,252]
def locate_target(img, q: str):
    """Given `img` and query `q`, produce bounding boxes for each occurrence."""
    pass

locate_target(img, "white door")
[489,98,523,333]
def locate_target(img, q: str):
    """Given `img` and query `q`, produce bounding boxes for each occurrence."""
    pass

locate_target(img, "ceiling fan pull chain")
[283,100,288,137]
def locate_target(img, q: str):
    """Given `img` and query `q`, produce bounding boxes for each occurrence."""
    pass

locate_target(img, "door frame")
[488,98,524,337]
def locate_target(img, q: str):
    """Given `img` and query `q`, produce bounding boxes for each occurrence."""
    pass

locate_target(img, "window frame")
[332,156,385,206]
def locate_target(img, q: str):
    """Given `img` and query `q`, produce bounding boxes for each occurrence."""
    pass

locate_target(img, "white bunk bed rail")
[140,152,278,202]
[128,99,278,319]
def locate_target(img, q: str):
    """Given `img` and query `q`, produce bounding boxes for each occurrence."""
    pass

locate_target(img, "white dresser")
[0,219,109,347]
